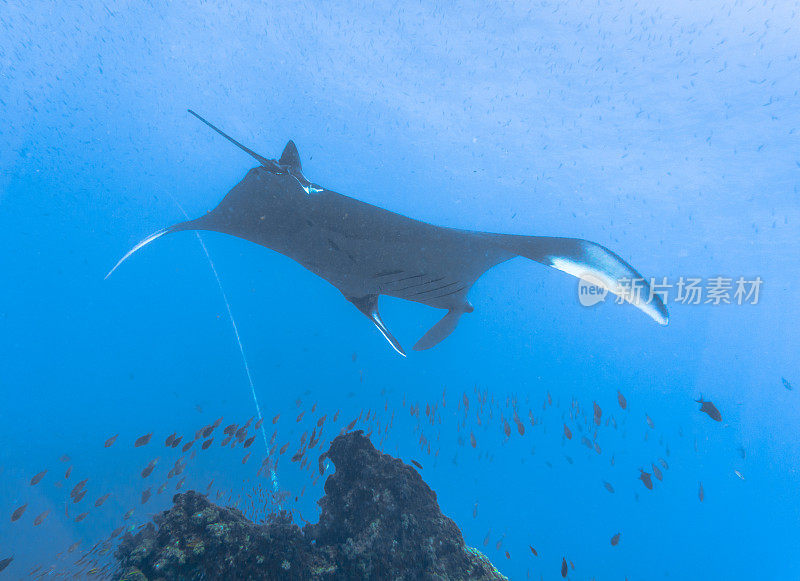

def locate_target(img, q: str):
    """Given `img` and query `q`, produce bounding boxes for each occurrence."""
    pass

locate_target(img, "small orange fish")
[74,512,88,523]
[242,452,251,464]
[639,469,653,490]
[502,419,511,438]
[141,488,152,504]
[698,482,705,502]
[134,433,152,447]
[65,466,72,479]
[411,460,423,470]
[243,436,256,448]
[104,434,118,448]
[561,557,568,577]
[346,418,358,431]
[11,503,27,522]
[528,545,538,556]
[617,390,627,409]
[33,510,50,526]
[201,439,213,450]
[141,459,158,478]
[182,440,194,453]
[235,426,248,442]
[611,532,621,546]
[30,470,47,486]
[94,493,110,507]
[470,432,477,448]
[696,397,722,422]
[603,481,615,493]
[70,479,88,498]
[514,416,525,436]
[652,463,663,481]
[563,424,572,440]
[279,442,290,455]
[272,414,280,424]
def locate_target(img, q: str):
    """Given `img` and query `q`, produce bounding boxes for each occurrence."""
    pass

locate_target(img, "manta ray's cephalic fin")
[348,294,406,357]
[187,109,280,171]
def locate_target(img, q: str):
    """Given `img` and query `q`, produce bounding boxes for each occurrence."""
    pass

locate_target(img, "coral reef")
[115,430,505,580]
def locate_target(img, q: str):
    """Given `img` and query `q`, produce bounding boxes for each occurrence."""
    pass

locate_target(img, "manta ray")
[107,110,668,356]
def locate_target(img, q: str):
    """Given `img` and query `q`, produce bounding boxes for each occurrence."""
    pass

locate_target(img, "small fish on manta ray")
[106,110,669,356]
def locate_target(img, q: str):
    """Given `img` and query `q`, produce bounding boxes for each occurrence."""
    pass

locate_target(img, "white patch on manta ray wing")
[104,227,171,280]
[550,255,669,326]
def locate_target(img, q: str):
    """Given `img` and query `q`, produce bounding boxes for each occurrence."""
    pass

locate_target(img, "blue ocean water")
[1,1,799,578]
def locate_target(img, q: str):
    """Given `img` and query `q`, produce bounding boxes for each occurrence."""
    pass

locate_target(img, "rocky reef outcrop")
[115,430,506,581]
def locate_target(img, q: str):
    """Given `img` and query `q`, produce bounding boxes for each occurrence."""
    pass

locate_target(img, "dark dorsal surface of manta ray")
[107,110,668,356]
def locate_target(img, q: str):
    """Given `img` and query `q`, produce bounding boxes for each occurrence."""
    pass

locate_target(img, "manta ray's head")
[172,164,311,243]
[105,111,315,279]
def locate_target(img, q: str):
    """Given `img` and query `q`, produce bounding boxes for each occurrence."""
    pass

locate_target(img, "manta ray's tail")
[104,226,176,280]
[497,235,669,325]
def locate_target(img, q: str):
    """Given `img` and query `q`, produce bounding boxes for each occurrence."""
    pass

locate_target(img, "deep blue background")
[1,1,798,578]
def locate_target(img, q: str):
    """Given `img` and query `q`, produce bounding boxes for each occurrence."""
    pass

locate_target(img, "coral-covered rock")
[115,430,505,581]
[116,492,315,580]
[313,430,502,580]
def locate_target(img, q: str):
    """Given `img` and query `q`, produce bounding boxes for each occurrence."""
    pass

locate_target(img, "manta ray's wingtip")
[104,227,172,281]
[645,296,670,326]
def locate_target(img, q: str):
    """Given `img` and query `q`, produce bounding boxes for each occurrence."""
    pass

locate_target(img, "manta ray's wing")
[404,229,667,353]
[492,234,669,325]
